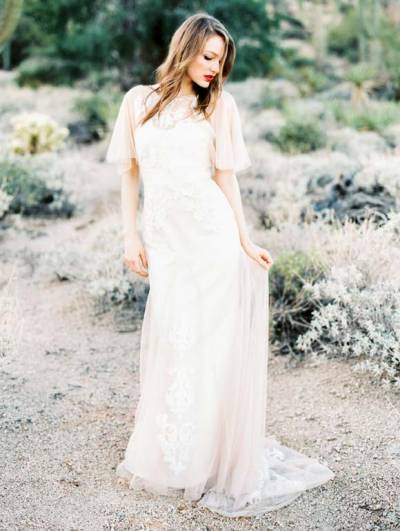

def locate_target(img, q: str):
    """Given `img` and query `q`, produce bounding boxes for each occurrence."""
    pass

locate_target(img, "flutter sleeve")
[105,86,140,165]
[209,90,251,174]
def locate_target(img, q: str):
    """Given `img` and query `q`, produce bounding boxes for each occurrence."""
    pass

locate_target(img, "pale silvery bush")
[43,215,149,316]
[0,189,13,218]
[296,215,400,387]
[9,112,69,155]
[296,266,400,387]
[85,221,149,315]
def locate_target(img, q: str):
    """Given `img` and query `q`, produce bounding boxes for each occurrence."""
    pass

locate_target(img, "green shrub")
[71,92,118,143]
[297,66,332,94]
[330,100,400,132]
[275,118,327,154]
[261,91,286,110]
[0,158,74,218]
[269,251,325,356]
[269,59,332,97]
[16,56,81,88]
[379,19,400,100]
[327,7,360,62]
[0,189,13,219]
[345,62,377,87]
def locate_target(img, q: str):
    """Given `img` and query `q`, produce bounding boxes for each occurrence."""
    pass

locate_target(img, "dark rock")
[67,120,106,144]
[311,174,397,225]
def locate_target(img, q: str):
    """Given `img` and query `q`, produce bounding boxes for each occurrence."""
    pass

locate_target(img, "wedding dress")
[105,84,334,517]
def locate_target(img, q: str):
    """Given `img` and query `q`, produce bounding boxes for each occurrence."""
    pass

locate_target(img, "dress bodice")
[105,84,252,177]
[134,90,215,187]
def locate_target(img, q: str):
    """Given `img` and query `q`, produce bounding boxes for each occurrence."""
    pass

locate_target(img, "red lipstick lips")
[204,75,214,81]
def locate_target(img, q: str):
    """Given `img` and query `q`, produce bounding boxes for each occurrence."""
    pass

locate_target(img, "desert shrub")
[329,101,400,132]
[45,219,149,319]
[328,10,400,100]
[275,117,327,154]
[379,18,400,100]
[259,78,300,110]
[70,92,118,143]
[297,66,332,95]
[9,112,69,155]
[296,265,400,387]
[0,189,13,219]
[15,57,80,88]
[344,62,377,88]
[269,60,332,98]
[327,7,360,62]
[296,214,400,387]
[269,251,325,356]
[0,158,74,217]
[85,228,149,316]
[261,91,286,110]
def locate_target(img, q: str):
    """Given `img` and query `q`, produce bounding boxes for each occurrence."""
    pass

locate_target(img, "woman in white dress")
[105,13,334,518]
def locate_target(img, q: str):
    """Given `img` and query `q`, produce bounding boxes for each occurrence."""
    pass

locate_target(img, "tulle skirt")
[116,181,334,517]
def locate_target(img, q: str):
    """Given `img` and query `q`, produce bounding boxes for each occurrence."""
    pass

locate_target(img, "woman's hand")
[123,233,149,278]
[242,240,273,271]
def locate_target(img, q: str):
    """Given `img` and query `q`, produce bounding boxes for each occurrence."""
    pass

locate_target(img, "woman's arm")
[213,169,273,270]
[119,159,149,277]
[213,169,251,247]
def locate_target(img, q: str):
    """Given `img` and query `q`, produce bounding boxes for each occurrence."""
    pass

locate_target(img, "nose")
[211,59,219,75]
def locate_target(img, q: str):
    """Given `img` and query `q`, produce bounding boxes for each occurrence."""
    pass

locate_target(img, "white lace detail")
[156,310,197,476]
[142,179,222,246]
[140,89,203,129]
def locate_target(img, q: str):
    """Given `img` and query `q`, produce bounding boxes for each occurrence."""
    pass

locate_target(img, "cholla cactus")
[9,112,69,155]
[0,188,12,218]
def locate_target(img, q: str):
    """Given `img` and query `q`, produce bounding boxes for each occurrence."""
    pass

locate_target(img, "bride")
[105,12,334,517]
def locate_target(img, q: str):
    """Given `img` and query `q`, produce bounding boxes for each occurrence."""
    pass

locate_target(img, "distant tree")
[12,0,300,88]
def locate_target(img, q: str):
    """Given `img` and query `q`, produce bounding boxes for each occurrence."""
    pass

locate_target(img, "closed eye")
[204,55,221,63]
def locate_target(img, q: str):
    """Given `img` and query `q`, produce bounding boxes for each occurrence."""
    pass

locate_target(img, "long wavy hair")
[138,12,236,126]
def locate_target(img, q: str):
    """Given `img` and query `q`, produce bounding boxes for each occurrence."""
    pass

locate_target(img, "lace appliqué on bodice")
[142,180,222,250]
[137,89,222,248]
[140,90,203,130]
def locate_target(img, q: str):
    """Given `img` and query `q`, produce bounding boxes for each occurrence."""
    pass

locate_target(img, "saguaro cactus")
[0,0,23,52]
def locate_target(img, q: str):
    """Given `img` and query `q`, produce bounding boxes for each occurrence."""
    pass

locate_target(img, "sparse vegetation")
[275,117,327,153]
[269,251,325,356]
[0,157,74,217]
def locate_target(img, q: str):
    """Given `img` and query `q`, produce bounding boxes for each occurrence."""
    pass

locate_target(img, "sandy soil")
[1,78,400,530]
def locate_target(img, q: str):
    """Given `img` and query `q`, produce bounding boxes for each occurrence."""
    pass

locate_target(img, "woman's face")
[186,34,225,88]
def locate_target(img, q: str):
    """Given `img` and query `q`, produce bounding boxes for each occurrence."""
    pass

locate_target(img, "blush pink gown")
[105,84,334,517]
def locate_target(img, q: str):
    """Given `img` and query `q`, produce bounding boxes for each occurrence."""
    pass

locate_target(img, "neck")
[177,79,195,97]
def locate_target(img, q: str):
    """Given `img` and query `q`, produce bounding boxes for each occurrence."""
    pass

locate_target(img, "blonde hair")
[139,12,236,126]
